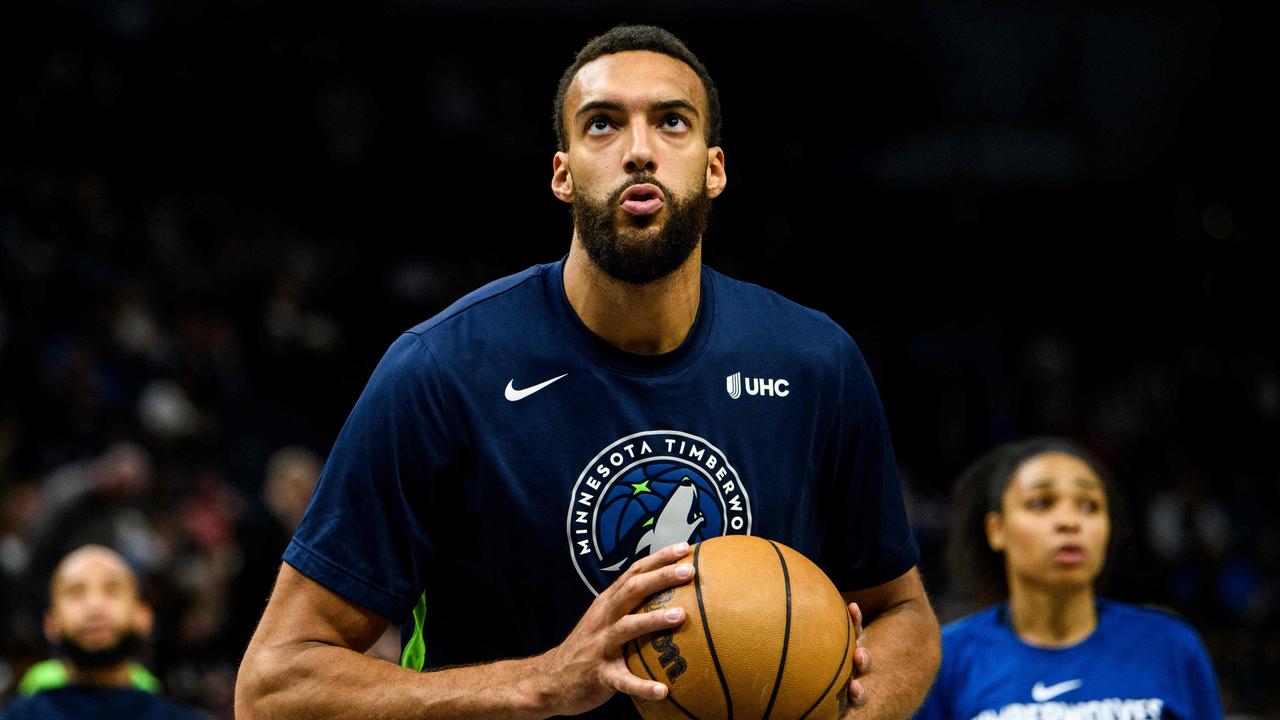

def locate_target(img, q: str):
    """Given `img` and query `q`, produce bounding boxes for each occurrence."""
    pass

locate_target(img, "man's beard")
[573,173,711,285]
[53,631,141,671]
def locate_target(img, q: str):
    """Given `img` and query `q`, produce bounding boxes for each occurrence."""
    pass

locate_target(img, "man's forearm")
[856,594,941,720]
[236,642,557,720]
[237,549,696,720]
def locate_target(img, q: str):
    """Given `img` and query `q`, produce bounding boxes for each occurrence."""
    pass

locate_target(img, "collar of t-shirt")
[543,257,717,377]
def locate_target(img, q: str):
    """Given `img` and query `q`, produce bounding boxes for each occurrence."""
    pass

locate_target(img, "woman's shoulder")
[940,599,1205,654]
[940,604,1009,649]
[1099,599,1199,633]
[1097,598,1206,649]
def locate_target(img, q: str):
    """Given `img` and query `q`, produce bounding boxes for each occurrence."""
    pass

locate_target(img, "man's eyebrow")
[653,99,700,117]
[574,100,625,120]
[573,98,701,120]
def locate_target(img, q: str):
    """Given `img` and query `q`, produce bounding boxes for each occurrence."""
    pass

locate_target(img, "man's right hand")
[535,541,695,717]
[237,546,696,720]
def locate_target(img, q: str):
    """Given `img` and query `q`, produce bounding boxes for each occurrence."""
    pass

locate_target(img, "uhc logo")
[726,371,790,399]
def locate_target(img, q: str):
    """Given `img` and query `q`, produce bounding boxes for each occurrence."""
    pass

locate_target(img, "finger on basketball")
[848,678,867,708]
[854,646,872,674]
[610,561,694,612]
[625,542,692,577]
[606,606,685,647]
[605,665,668,700]
[601,543,688,604]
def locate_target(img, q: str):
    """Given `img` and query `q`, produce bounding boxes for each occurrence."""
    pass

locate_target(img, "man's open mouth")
[620,183,666,216]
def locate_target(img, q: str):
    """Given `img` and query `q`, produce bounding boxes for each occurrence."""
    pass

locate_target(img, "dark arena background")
[0,1,1272,717]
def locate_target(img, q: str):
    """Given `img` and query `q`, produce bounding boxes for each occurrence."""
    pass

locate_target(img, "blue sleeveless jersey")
[285,259,918,718]
[914,600,1223,720]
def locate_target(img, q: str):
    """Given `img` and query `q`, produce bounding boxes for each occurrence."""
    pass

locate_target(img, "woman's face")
[985,451,1111,593]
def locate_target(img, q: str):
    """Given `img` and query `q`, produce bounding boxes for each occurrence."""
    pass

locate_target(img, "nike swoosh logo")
[1031,679,1082,702]
[504,374,568,402]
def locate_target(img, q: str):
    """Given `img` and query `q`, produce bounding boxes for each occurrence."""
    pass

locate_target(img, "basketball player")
[237,25,940,719]
[1,545,200,720]
[913,438,1223,719]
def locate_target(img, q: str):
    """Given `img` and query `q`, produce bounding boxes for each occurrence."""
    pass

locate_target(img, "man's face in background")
[44,546,153,670]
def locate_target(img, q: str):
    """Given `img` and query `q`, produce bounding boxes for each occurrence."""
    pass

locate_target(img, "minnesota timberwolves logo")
[567,430,752,595]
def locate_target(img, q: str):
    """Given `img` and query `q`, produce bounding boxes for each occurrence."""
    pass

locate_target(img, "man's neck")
[1006,581,1097,648]
[67,661,134,688]
[562,238,702,355]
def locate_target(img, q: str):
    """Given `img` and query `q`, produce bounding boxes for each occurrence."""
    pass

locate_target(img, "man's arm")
[841,566,940,720]
[234,544,695,720]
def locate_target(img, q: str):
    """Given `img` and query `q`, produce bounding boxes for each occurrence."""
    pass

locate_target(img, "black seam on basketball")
[634,640,702,720]
[635,638,659,682]
[694,543,733,720]
[798,600,852,720]
[761,541,792,720]
[665,695,702,720]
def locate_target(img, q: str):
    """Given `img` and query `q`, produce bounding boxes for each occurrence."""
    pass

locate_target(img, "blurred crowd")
[0,171,422,717]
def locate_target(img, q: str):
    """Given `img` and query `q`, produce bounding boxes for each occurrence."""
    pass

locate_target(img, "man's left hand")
[844,601,871,716]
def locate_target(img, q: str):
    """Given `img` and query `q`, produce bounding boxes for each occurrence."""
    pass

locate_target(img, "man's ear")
[551,151,574,203]
[706,146,726,199]
[131,603,154,638]
[985,511,1007,552]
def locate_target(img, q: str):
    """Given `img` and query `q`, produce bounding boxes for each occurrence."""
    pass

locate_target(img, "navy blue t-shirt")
[285,259,918,716]
[914,600,1224,720]
[0,687,202,720]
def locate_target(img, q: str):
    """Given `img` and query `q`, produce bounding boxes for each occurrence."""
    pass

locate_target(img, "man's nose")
[83,593,110,614]
[622,123,656,174]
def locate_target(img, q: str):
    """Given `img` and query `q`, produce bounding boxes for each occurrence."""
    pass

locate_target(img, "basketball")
[625,535,854,720]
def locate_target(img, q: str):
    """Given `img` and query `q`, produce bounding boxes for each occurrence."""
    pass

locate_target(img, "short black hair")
[553,25,722,151]
[946,437,1125,605]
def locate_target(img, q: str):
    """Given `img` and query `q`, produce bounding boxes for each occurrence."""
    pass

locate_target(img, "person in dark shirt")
[229,446,322,654]
[1,545,201,720]
[236,23,940,720]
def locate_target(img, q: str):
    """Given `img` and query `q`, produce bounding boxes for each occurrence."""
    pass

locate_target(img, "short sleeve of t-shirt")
[1173,617,1225,719]
[284,331,454,623]
[821,330,919,591]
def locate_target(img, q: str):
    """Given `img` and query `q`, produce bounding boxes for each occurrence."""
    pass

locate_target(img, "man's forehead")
[567,50,707,116]
[53,546,137,591]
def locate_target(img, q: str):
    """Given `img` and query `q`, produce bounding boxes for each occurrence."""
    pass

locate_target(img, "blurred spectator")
[26,443,166,584]
[227,447,321,656]
[0,545,200,719]
[261,447,321,535]
[6,444,167,676]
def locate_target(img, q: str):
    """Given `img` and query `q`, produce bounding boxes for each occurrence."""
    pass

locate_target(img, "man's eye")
[1080,499,1101,513]
[663,115,689,130]
[586,117,613,134]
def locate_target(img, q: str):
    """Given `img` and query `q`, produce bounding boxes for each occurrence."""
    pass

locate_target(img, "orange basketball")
[625,535,854,720]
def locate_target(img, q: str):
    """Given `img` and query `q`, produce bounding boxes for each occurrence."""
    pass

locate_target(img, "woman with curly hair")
[914,437,1223,719]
